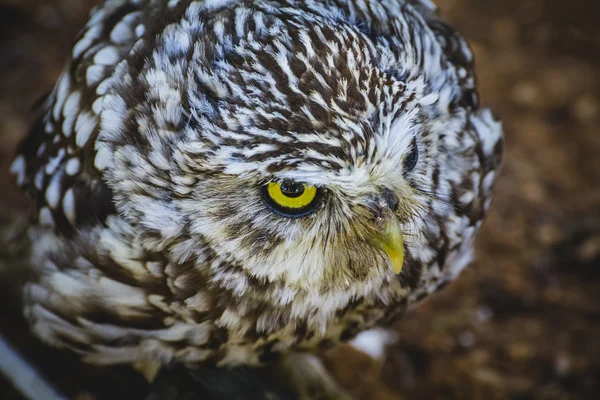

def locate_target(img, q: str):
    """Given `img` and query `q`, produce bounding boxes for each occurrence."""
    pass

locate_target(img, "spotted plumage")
[11,0,503,369]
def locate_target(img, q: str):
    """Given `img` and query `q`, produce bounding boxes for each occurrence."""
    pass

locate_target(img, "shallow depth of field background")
[0,0,599,399]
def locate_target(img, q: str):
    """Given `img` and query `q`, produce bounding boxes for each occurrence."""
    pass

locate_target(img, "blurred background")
[0,0,599,399]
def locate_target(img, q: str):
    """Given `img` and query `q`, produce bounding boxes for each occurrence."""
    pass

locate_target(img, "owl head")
[96,0,502,296]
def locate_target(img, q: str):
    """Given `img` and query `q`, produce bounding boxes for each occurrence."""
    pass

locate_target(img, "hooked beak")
[370,214,405,275]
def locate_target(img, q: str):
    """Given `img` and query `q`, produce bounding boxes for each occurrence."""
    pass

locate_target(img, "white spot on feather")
[96,77,114,95]
[92,96,105,114]
[99,95,126,139]
[45,174,62,209]
[62,188,76,225]
[62,91,82,138]
[135,24,145,37]
[94,46,120,66]
[97,277,149,318]
[94,145,112,170]
[110,19,134,44]
[482,171,496,192]
[65,158,81,176]
[472,109,503,156]
[10,155,26,186]
[86,65,105,86]
[34,168,45,190]
[73,25,101,59]
[36,143,47,156]
[48,270,89,300]
[44,152,63,175]
[459,191,474,204]
[75,111,97,147]
[201,0,237,11]
[168,0,181,8]
[52,74,70,121]
[39,207,54,227]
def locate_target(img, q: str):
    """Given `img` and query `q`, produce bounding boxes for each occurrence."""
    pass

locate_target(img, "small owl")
[10,0,502,370]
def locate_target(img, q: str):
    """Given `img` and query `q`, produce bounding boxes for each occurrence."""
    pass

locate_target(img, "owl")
[10,0,502,373]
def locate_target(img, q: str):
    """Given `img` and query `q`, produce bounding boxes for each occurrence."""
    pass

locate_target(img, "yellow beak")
[371,217,405,275]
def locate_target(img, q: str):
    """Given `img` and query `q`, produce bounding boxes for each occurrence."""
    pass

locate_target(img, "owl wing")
[10,0,151,234]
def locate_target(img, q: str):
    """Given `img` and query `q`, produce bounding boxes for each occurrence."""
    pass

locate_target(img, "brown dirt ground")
[1,0,599,399]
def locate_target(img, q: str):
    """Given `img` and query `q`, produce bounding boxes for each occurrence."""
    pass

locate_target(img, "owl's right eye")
[261,180,321,218]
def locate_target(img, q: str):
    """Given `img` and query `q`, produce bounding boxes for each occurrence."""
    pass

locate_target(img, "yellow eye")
[262,180,320,218]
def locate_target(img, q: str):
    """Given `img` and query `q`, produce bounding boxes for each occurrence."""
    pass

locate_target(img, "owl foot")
[132,360,162,383]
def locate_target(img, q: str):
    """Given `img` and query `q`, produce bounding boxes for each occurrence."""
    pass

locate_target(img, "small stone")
[511,81,540,107]
[474,368,503,386]
[457,331,475,348]
[472,306,494,323]
[576,235,600,262]
[469,349,491,365]
[572,95,599,123]
[542,68,575,100]
[521,181,546,203]
[507,343,535,361]
[538,224,564,246]
[554,353,572,377]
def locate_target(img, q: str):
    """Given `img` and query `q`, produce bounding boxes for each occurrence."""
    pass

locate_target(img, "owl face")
[97,1,489,300]
[179,129,419,290]
[121,21,444,292]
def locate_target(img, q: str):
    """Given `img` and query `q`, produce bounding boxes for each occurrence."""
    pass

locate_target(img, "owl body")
[11,0,502,367]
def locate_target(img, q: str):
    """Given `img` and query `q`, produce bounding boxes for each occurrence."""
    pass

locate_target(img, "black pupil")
[280,181,304,198]
[403,138,419,172]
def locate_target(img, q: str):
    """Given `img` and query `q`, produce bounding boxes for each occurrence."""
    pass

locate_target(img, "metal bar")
[0,334,67,400]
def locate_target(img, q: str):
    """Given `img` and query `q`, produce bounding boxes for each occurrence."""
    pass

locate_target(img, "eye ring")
[261,180,322,218]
